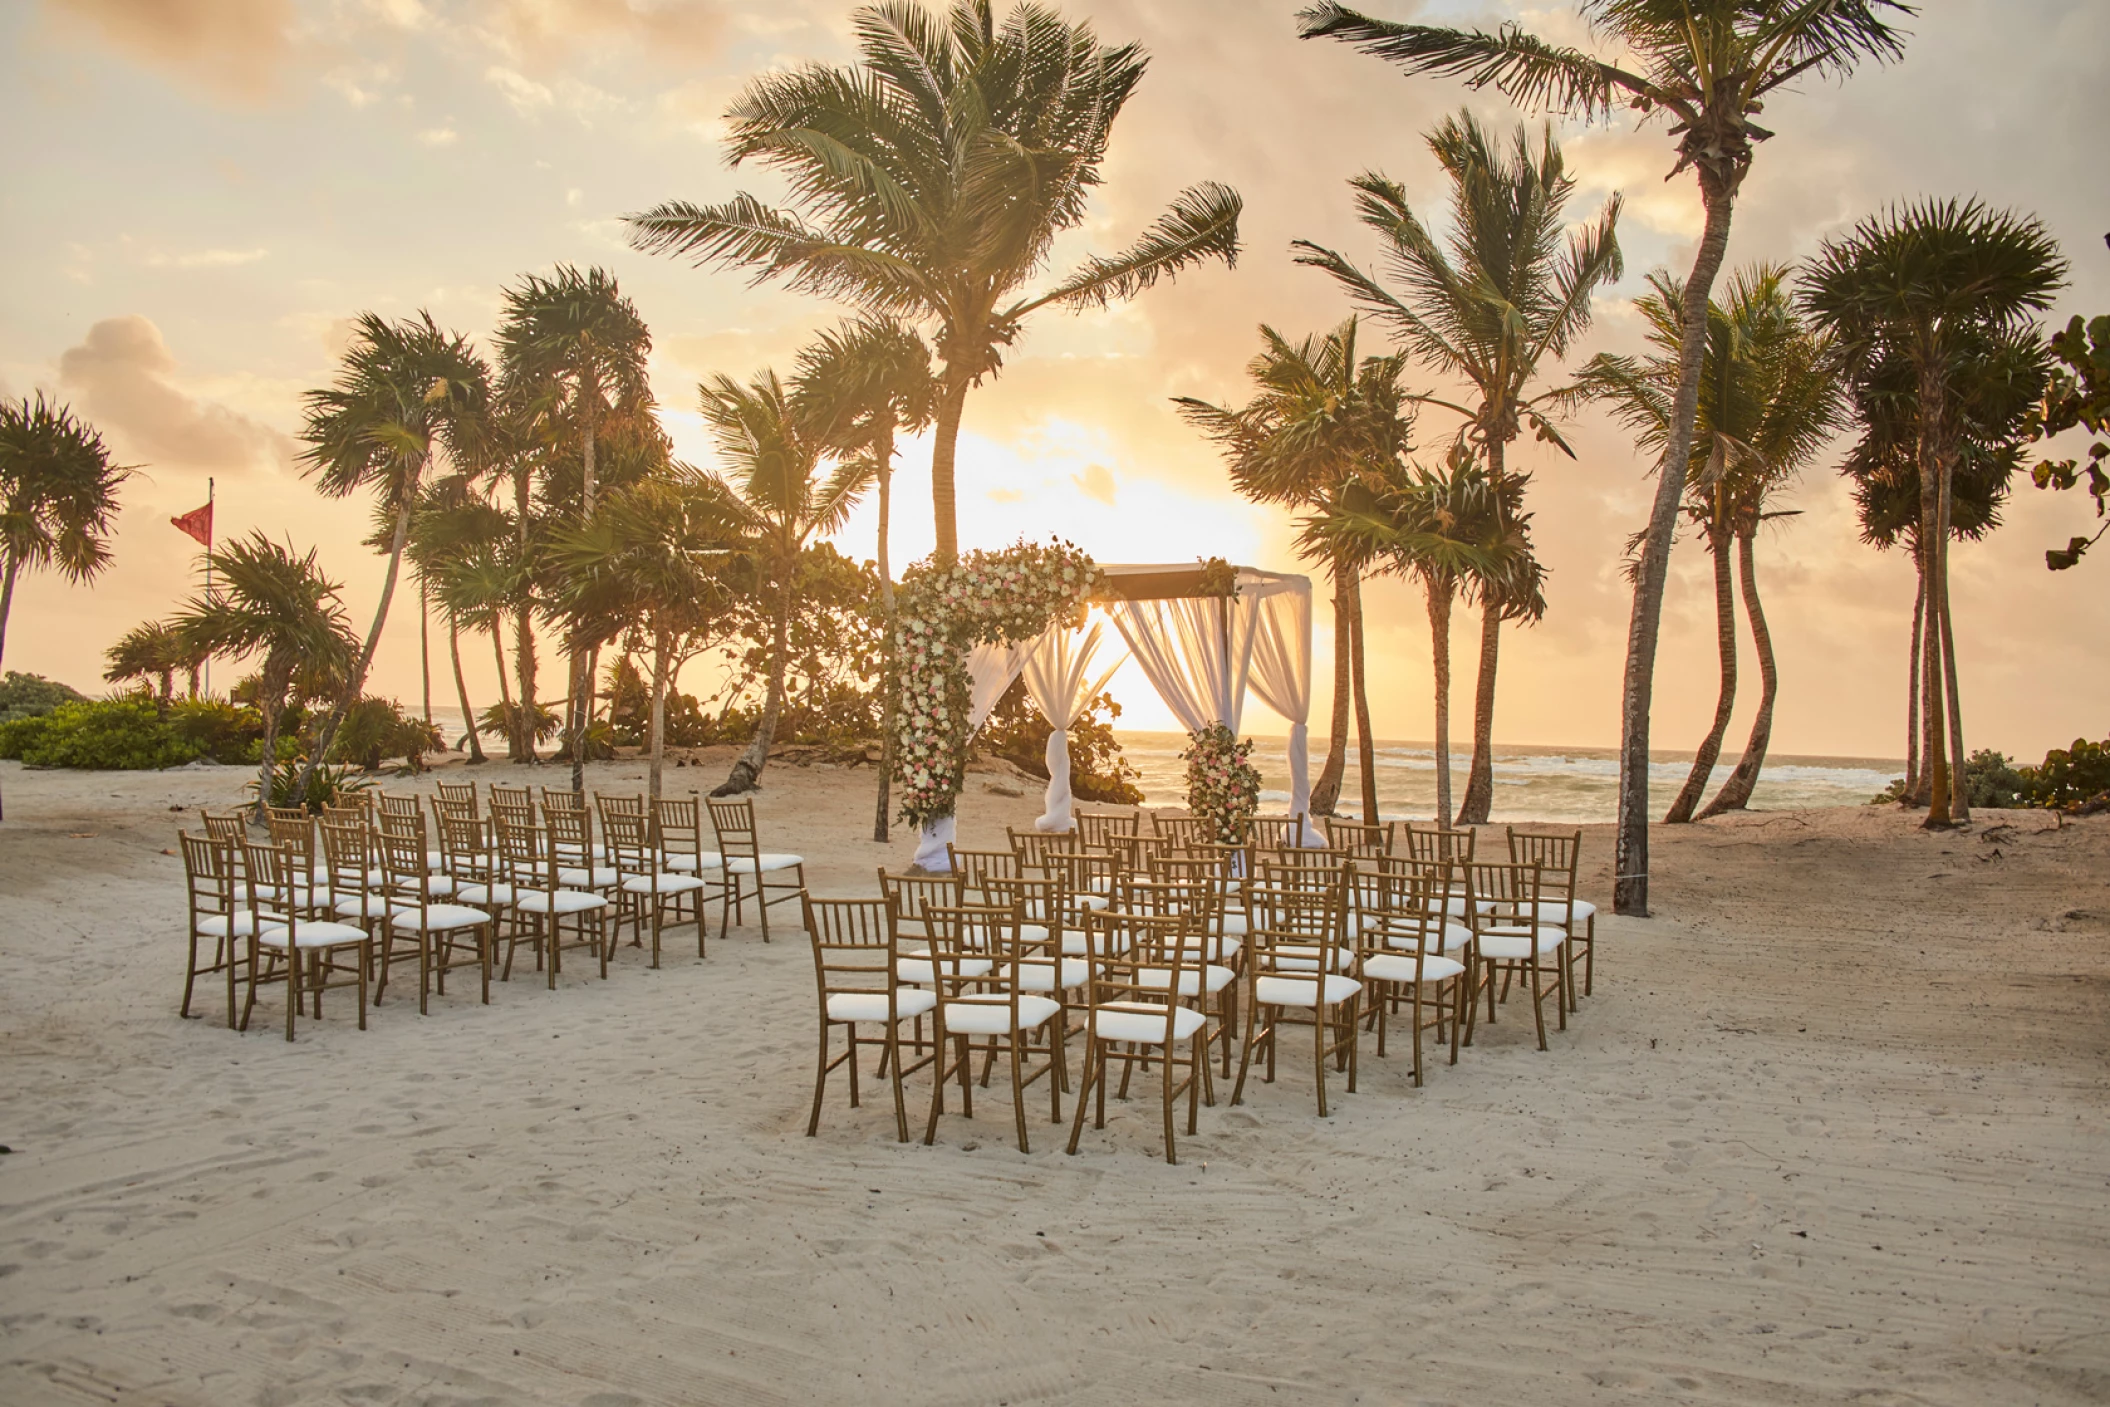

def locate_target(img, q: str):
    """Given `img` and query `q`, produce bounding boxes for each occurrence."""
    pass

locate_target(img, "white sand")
[2,751,2106,1405]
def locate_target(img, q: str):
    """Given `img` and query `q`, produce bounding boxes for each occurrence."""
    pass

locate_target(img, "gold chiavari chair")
[1041,850,1120,917]
[1460,860,1565,1051]
[1250,815,1310,851]
[921,902,1067,1153]
[261,809,329,920]
[804,895,938,1142]
[1074,810,1138,853]
[434,778,479,813]
[239,838,371,1041]
[1112,877,1236,1092]
[1105,831,1169,874]
[489,783,533,817]
[496,816,610,987]
[1510,827,1592,1002]
[544,805,618,896]
[1066,907,1208,1164]
[947,846,1024,899]
[1349,860,1466,1084]
[1324,817,1395,859]
[437,811,518,964]
[1007,826,1079,870]
[1233,866,1361,1116]
[374,816,493,1011]
[648,792,721,955]
[603,808,711,967]
[179,830,270,1027]
[1154,816,1214,851]
[708,796,805,941]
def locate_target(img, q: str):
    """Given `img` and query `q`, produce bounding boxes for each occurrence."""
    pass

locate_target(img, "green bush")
[2020,736,2110,808]
[254,758,375,814]
[332,697,445,772]
[166,698,269,764]
[0,671,89,723]
[1963,749,2029,808]
[979,681,1145,805]
[0,698,201,769]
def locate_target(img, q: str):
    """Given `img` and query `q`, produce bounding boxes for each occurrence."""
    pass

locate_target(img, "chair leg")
[887,1029,910,1144]
[1528,956,1549,1050]
[1313,1006,1329,1117]
[1065,1042,1096,1155]
[1231,1002,1260,1106]
[1161,1043,1178,1165]
[1009,1040,1029,1154]
[807,1020,831,1137]
[284,945,298,1043]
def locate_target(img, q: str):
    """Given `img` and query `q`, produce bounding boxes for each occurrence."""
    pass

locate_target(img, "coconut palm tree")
[1309,448,1538,823]
[1802,199,2066,826]
[696,369,871,796]
[1174,320,1413,822]
[103,620,202,703]
[494,265,654,794]
[1294,110,1620,824]
[792,317,936,840]
[1301,0,1910,910]
[295,312,489,798]
[0,394,129,670]
[1567,265,1842,820]
[626,0,1240,563]
[173,533,355,820]
[408,485,517,764]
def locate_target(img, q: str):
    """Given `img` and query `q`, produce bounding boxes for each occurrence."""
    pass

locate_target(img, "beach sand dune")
[1,754,2105,1404]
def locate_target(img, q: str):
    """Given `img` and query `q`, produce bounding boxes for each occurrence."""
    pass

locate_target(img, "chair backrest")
[1007,827,1078,868]
[1105,832,1169,873]
[374,814,438,905]
[1043,850,1119,899]
[1245,868,1352,978]
[708,796,762,862]
[319,816,386,924]
[1250,815,1309,851]
[200,810,248,846]
[436,811,491,884]
[495,817,556,895]
[924,902,1027,1018]
[654,792,706,864]
[1078,908,1195,1040]
[1154,816,1213,851]
[1255,844,1346,874]
[1324,817,1395,858]
[489,783,532,813]
[1463,859,1544,933]
[543,805,594,863]
[1508,828,1580,898]
[601,809,657,877]
[263,810,317,876]
[435,778,479,814]
[1349,859,1450,957]
[432,790,480,825]
[241,839,300,931]
[376,792,422,822]
[1146,853,1239,917]
[490,789,536,836]
[980,874,1069,947]
[1074,810,1136,852]
[321,801,368,834]
[598,792,646,819]
[1402,822,1476,863]
[180,831,237,923]
[879,869,963,943]
[947,847,1022,896]
[804,894,896,1006]
[539,786,588,816]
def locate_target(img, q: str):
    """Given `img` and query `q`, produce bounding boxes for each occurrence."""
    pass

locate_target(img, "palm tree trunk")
[419,581,433,726]
[1917,366,1951,827]
[512,465,535,762]
[1903,557,1923,800]
[929,371,970,563]
[1615,176,1737,916]
[1427,576,1453,826]
[300,492,414,799]
[255,700,281,823]
[1455,602,1500,825]
[1310,561,1353,816]
[1698,527,1775,818]
[489,615,515,754]
[448,613,484,764]
[717,559,793,796]
[567,419,601,796]
[1349,572,1378,823]
[873,427,898,843]
[649,628,673,802]
[0,552,18,670]
[1936,452,1968,821]
[1667,521,1739,822]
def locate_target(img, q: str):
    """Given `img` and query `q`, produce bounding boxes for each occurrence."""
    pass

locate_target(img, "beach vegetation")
[0,671,88,722]
[979,681,1143,805]
[2031,312,2110,570]
[0,394,130,673]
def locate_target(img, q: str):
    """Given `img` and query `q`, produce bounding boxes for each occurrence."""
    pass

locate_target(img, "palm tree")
[1301,0,1910,910]
[494,265,654,794]
[104,620,201,703]
[1568,265,1842,820]
[1311,448,1537,823]
[1174,320,1413,822]
[1294,110,1620,825]
[296,312,489,798]
[626,0,1240,563]
[793,317,937,840]
[173,533,354,819]
[408,485,517,765]
[0,394,129,670]
[1802,199,2066,826]
[697,369,870,796]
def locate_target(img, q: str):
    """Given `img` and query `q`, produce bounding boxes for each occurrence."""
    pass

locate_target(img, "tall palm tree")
[1174,320,1413,822]
[1311,449,1537,823]
[408,485,516,765]
[793,317,937,840]
[697,369,870,796]
[1802,199,2065,826]
[173,533,355,819]
[626,0,1240,563]
[0,394,129,670]
[494,265,654,794]
[104,620,202,703]
[1295,110,1620,824]
[1568,265,1842,820]
[296,312,489,798]
[1302,0,1910,910]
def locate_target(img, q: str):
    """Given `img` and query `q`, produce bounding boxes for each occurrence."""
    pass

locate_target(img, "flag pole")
[204,477,214,698]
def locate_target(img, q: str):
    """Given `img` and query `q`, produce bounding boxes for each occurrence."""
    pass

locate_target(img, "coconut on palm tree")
[626,0,1240,563]
[296,312,489,798]
[173,533,355,819]
[0,394,129,671]
[1567,265,1842,820]
[1175,319,1412,822]
[1294,110,1621,825]
[1802,199,2066,826]
[1302,0,1910,910]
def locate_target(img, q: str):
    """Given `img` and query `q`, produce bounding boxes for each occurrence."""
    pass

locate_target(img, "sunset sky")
[3,0,2105,761]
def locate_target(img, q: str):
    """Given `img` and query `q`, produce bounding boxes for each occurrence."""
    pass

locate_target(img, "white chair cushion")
[513,889,607,916]
[621,872,711,896]
[258,920,369,949]
[1271,944,1355,974]
[1069,893,1110,912]
[196,912,285,938]
[1016,957,1090,992]
[1137,963,1235,996]
[1362,952,1466,984]
[1373,920,1474,954]
[452,882,517,906]
[556,865,620,889]
[1540,899,1596,924]
[1092,1002,1207,1044]
[1256,973,1362,1008]
[722,853,804,874]
[1475,926,1567,959]
[388,903,491,931]
[827,989,938,1023]
[940,994,1060,1035]
[1221,911,1250,937]
[896,954,994,984]
[660,852,724,872]
[1443,896,1496,918]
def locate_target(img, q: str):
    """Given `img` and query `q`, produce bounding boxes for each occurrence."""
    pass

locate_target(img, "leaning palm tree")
[1175,320,1412,822]
[408,485,517,765]
[103,620,194,703]
[1802,199,2066,826]
[0,394,129,670]
[1294,110,1621,824]
[295,312,489,799]
[1301,0,1911,910]
[793,317,937,840]
[626,0,1240,562]
[173,533,355,820]
[697,370,870,796]
[1568,265,1842,820]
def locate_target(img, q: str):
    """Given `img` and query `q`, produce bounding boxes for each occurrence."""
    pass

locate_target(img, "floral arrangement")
[892,540,1102,829]
[1181,722,1261,845]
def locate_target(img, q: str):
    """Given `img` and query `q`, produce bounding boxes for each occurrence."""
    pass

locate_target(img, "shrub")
[254,758,375,813]
[166,699,268,764]
[1962,749,2030,808]
[2020,736,2110,808]
[0,671,89,723]
[332,697,445,772]
[0,698,201,769]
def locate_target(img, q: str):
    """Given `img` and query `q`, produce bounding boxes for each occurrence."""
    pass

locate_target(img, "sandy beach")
[1,751,2106,1405]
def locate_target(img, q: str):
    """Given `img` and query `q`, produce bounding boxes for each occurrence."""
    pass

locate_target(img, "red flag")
[171,501,213,548]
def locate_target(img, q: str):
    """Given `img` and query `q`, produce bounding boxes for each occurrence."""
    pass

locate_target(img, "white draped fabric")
[1020,621,1126,832]
[1244,579,1324,844]
[1106,595,1256,734]
[912,640,1036,870]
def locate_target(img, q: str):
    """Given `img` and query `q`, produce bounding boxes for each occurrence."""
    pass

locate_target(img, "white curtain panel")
[1244,577,1324,844]
[912,640,1037,870]
[1020,620,1127,832]
[1108,593,1258,733]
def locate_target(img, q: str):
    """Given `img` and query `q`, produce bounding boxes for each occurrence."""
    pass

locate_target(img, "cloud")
[473,0,726,69]
[144,247,269,269]
[56,316,294,474]
[415,126,459,146]
[485,65,552,114]
[44,0,295,104]
[1072,463,1118,506]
